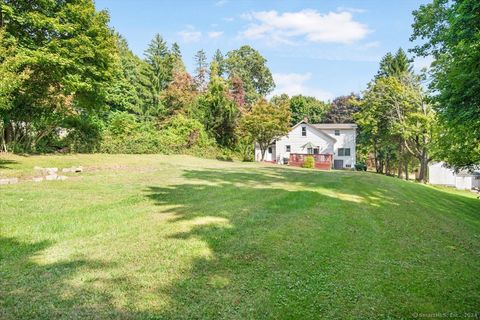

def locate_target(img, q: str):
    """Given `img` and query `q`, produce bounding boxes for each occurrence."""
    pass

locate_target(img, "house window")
[302,126,307,136]
[334,130,340,136]
[286,145,291,152]
[338,148,351,156]
[313,147,319,154]
[268,147,273,154]
[307,148,313,154]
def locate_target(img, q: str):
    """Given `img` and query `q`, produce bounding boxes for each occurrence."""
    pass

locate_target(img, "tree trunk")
[260,144,267,161]
[385,154,390,175]
[404,161,409,181]
[417,148,429,183]
[397,145,402,178]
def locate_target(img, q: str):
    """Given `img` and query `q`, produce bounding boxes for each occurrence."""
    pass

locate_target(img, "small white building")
[429,162,480,190]
[255,120,357,169]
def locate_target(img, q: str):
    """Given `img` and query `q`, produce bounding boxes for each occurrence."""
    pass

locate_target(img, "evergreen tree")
[194,49,208,92]
[212,49,226,77]
[144,34,171,114]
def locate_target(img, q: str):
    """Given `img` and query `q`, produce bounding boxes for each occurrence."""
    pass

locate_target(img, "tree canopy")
[410,0,480,170]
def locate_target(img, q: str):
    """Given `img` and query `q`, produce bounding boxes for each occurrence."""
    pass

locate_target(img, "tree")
[228,75,246,111]
[0,0,117,151]
[357,75,433,181]
[196,62,239,147]
[194,49,208,92]
[289,95,329,125]
[225,46,275,104]
[411,0,480,170]
[106,34,151,116]
[144,33,171,114]
[377,49,413,78]
[239,99,291,161]
[323,94,360,124]
[161,69,197,116]
[212,49,226,77]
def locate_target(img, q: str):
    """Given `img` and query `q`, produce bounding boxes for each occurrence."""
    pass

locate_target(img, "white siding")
[274,124,334,164]
[254,122,357,168]
[429,162,456,186]
[322,129,356,168]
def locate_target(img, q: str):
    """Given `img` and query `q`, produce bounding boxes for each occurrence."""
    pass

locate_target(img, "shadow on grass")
[0,159,17,170]
[0,237,139,319]
[144,166,480,318]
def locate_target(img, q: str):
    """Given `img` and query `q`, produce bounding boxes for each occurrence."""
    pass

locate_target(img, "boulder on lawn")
[62,168,72,173]
[45,175,58,181]
[32,177,43,183]
[0,178,9,185]
[74,166,83,173]
[46,168,58,175]
[57,175,68,181]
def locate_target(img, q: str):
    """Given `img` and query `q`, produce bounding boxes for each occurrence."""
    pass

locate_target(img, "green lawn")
[1,154,479,319]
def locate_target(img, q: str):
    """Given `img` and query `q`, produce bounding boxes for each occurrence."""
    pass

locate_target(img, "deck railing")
[288,153,333,170]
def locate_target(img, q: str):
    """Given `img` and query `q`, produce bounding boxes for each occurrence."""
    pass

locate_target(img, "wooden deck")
[288,153,333,170]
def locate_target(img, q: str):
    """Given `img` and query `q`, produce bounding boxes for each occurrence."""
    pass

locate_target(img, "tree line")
[0,0,354,161]
[1,0,478,178]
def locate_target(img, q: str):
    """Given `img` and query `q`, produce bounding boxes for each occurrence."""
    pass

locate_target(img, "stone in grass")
[32,177,43,183]
[57,175,68,181]
[74,166,83,173]
[45,168,58,174]
[62,168,72,173]
[45,175,58,181]
[0,178,18,185]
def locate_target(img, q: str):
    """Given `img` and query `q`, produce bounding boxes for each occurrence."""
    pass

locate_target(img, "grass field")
[1,154,479,319]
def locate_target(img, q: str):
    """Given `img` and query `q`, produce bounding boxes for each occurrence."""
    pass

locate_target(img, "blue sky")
[95,0,431,101]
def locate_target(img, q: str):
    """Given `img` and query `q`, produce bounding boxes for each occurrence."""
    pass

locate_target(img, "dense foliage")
[356,49,434,181]
[411,0,480,170]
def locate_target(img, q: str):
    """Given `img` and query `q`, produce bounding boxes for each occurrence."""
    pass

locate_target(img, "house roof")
[289,120,337,143]
[311,123,357,129]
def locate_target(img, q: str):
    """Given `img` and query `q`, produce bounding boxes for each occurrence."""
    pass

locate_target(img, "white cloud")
[178,25,202,43]
[336,6,366,14]
[223,17,235,22]
[240,9,370,45]
[271,72,334,101]
[208,31,224,38]
[215,0,228,6]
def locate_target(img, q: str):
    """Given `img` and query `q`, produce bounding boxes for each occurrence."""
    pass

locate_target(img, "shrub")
[354,162,367,171]
[302,155,315,169]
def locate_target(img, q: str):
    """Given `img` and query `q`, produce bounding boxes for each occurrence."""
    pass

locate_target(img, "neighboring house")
[254,120,357,169]
[429,162,480,190]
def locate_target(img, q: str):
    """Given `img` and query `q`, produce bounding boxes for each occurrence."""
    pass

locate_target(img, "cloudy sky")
[95,0,431,101]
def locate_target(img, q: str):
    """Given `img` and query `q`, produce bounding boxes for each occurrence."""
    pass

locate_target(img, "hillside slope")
[1,154,479,319]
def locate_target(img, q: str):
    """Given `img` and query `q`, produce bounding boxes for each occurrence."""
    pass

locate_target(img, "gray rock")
[46,168,58,174]
[45,175,58,181]
[62,168,72,173]
[32,177,43,183]
[57,175,68,181]
[0,179,9,185]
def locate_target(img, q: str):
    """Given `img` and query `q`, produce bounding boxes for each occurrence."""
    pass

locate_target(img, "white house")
[429,162,480,190]
[255,120,357,169]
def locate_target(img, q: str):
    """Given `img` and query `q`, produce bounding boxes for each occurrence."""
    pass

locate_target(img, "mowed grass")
[1,154,479,319]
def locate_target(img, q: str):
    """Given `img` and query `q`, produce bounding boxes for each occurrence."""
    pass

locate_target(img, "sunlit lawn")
[1,154,479,319]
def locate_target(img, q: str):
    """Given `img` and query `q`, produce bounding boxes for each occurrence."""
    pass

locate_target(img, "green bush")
[302,155,315,169]
[354,162,367,171]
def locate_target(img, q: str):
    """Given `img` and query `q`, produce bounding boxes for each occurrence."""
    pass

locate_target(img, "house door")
[334,159,344,169]
[265,146,274,161]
